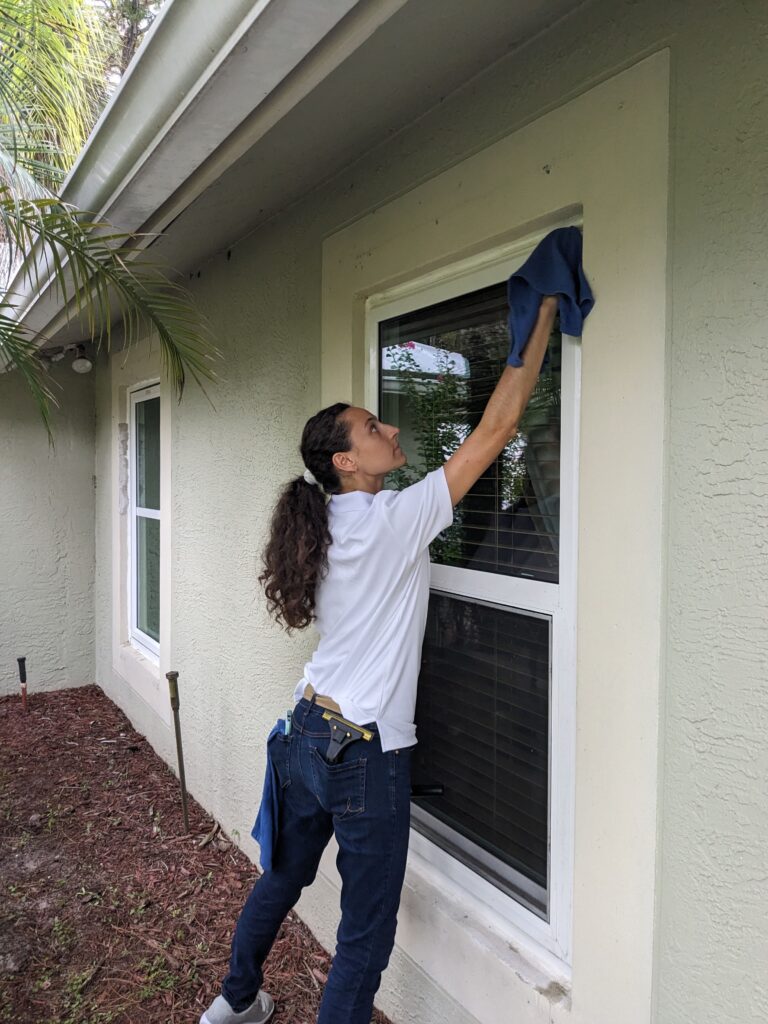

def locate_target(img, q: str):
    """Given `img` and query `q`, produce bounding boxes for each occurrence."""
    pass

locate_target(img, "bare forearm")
[480,296,558,438]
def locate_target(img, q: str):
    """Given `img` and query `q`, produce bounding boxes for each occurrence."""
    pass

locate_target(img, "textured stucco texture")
[2,0,766,1022]
[0,360,95,696]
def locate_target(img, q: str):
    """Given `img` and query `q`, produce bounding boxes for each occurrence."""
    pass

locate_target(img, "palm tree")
[91,0,164,81]
[0,0,222,445]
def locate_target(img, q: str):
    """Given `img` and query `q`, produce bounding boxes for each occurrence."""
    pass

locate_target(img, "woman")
[201,295,559,1024]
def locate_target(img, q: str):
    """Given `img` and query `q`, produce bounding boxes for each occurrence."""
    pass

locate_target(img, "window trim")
[365,226,580,963]
[128,382,161,664]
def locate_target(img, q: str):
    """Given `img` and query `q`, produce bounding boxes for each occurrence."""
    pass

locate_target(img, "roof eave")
[14,0,406,345]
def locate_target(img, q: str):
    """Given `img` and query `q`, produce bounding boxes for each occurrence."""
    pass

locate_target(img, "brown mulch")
[0,684,392,1024]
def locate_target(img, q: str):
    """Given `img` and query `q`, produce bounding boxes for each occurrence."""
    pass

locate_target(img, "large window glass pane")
[137,515,160,642]
[136,396,160,510]
[380,282,561,584]
[412,593,550,914]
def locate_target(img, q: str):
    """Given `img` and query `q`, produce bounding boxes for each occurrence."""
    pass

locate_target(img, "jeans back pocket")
[309,746,367,820]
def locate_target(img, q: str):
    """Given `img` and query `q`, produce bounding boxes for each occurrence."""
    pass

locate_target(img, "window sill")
[114,641,171,726]
[314,823,571,1019]
[398,837,572,1016]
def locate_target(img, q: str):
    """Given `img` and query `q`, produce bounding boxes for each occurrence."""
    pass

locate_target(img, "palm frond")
[0,145,55,281]
[0,4,223,443]
[0,303,60,443]
[0,3,115,187]
[0,185,224,444]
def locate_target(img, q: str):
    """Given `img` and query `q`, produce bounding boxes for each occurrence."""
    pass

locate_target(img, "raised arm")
[443,295,558,508]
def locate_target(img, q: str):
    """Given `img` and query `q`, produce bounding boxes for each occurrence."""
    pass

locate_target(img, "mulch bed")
[0,685,392,1024]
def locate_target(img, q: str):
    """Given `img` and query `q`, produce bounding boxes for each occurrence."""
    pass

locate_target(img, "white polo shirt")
[291,465,454,753]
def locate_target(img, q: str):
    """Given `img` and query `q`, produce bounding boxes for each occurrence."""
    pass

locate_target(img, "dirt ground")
[0,685,393,1024]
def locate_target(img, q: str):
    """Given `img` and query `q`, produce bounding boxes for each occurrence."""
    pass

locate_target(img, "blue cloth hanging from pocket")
[506,226,595,369]
[251,718,285,872]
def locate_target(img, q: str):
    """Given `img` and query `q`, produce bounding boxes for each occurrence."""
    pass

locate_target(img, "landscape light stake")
[17,657,27,713]
[166,670,190,833]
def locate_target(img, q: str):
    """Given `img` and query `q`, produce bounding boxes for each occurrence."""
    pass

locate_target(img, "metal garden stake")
[17,657,27,713]
[166,670,190,833]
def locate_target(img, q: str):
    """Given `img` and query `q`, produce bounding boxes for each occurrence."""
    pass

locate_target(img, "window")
[129,384,161,660]
[380,283,561,584]
[373,254,578,931]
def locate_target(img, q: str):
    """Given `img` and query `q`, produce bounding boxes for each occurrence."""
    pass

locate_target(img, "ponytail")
[258,402,351,632]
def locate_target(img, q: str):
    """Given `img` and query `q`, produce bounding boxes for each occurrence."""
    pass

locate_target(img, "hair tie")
[302,467,331,504]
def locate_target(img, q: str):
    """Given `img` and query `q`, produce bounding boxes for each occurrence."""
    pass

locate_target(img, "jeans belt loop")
[303,681,341,714]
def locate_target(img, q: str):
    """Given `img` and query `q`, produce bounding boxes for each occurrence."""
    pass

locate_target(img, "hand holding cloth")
[506,226,595,368]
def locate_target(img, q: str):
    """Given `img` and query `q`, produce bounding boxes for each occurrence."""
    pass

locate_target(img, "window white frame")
[128,382,161,663]
[365,220,580,962]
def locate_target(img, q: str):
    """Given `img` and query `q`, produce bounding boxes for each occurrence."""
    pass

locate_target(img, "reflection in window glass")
[380,282,561,584]
[136,397,160,511]
[137,515,160,642]
[413,593,550,912]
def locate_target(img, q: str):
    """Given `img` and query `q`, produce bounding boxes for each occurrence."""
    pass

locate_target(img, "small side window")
[129,384,160,659]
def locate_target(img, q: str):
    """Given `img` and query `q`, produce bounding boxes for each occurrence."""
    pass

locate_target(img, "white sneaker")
[199,990,275,1024]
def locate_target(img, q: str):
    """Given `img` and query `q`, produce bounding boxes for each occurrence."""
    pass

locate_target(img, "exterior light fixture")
[71,344,93,374]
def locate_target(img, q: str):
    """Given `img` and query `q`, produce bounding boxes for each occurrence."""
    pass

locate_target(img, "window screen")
[380,282,562,584]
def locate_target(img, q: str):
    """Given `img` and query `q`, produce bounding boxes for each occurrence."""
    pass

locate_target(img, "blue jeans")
[220,695,413,1023]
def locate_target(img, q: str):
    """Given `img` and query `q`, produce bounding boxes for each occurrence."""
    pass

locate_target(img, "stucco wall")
[90,2,768,1024]
[0,360,95,696]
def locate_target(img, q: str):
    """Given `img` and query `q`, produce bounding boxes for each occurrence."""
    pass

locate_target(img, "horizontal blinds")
[380,284,510,342]
[413,594,550,888]
[379,280,561,586]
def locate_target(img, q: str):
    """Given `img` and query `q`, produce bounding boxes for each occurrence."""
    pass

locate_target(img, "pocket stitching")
[310,746,366,773]
[309,748,367,818]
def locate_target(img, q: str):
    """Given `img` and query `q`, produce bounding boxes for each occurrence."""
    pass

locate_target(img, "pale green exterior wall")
[0,362,95,695]
[2,0,766,1021]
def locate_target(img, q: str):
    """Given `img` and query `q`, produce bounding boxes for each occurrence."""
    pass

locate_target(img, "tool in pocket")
[321,710,374,763]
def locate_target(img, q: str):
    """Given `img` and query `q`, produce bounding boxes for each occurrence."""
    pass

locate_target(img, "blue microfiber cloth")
[506,226,595,369]
[251,717,285,872]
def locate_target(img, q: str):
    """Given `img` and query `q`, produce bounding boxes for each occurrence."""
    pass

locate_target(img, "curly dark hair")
[258,402,352,633]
